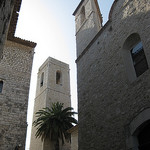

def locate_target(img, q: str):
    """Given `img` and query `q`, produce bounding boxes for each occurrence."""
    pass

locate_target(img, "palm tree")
[33,102,78,150]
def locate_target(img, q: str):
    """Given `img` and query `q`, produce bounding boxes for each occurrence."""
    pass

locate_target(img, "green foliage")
[33,102,78,146]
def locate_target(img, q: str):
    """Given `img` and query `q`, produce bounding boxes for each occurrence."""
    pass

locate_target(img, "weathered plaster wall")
[0,40,34,150]
[76,0,150,149]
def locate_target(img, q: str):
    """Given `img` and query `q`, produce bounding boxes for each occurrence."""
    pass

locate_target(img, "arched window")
[130,41,148,77]
[80,6,86,24]
[40,72,44,87]
[122,33,148,82]
[0,81,3,93]
[56,71,61,85]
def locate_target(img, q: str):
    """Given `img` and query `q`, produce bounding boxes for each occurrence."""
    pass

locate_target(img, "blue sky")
[15,0,114,149]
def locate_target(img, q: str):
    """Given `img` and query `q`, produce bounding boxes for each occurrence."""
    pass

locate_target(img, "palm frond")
[33,102,78,145]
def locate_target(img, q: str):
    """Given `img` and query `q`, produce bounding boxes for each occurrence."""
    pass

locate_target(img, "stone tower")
[73,0,102,58]
[30,57,71,150]
[74,0,150,150]
[0,0,36,149]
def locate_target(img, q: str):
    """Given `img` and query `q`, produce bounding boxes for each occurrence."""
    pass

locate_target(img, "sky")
[15,0,114,149]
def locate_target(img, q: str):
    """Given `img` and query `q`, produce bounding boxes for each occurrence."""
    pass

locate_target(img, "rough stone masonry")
[74,0,150,149]
[0,0,36,149]
[0,0,15,61]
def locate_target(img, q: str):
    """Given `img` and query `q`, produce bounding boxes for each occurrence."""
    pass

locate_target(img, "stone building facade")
[68,125,78,150]
[0,0,36,149]
[73,0,150,149]
[0,0,15,60]
[30,57,71,150]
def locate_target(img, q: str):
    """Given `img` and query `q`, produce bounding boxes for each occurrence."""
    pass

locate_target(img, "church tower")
[74,0,150,149]
[30,57,71,150]
[73,0,103,58]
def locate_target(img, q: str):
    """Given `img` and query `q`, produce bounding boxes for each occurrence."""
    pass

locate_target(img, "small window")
[80,6,85,24]
[40,72,44,87]
[0,81,3,93]
[56,71,61,85]
[131,42,148,77]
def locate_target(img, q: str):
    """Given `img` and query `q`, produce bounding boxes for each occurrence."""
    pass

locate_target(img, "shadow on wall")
[76,2,150,149]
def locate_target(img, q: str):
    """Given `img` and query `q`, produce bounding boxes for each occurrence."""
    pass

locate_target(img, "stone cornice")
[7,36,37,48]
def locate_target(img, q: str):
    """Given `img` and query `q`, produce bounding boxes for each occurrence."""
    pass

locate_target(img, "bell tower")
[73,0,103,58]
[30,57,71,150]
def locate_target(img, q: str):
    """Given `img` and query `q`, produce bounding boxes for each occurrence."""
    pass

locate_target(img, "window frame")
[0,80,3,93]
[56,71,62,85]
[40,72,44,87]
[130,41,148,77]
[122,33,149,83]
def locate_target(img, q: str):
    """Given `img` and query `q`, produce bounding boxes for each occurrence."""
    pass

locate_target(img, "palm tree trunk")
[55,139,59,150]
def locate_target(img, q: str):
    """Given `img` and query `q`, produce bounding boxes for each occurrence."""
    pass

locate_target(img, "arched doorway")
[126,108,150,150]
[138,121,150,150]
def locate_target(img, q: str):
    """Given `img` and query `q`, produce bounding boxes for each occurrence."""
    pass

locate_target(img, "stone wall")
[73,0,102,58]
[0,40,35,150]
[68,125,78,150]
[75,0,150,149]
[71,130,78,150]
[0,0,15,60]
